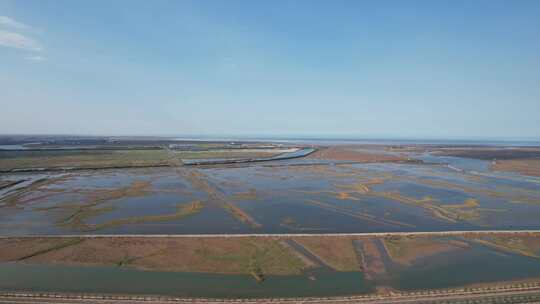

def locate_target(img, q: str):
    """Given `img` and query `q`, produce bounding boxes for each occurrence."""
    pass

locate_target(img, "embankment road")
[2,229,540,238]
[1,282,540,303]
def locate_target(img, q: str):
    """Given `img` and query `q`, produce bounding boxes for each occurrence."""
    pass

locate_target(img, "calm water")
[0,263,371,298]
[391,242,540,290]
[1,152,540,235]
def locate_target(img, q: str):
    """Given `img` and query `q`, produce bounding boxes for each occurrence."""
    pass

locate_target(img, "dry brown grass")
[0,238,72,261]
[383,236,467,266]
[84,201,204,231]
[293,236,359,271]
[308,147,405,162]
[491,158,540,177]
[1,237,308,275]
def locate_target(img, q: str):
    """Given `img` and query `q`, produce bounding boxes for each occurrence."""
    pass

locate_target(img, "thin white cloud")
[0,16,28,30]
[25,55,45,61]
[0,29,42,51]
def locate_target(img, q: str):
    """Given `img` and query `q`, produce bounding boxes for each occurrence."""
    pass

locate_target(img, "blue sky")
[1,0,539,139]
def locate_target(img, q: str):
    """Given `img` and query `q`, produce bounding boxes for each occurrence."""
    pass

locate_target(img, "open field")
[0,237,306,275]
[382,235,469,265]
[308,146,408,163]
[0,149,172,172]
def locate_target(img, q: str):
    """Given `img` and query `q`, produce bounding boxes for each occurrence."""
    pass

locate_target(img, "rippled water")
[0,263,371,298]
[1,153,539,235]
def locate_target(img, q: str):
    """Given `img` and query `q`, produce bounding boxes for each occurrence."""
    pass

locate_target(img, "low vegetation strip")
[84,201,204,231]
[222,202,262,229]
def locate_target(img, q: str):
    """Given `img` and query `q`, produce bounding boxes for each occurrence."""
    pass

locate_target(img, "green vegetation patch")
[0,149,171,171]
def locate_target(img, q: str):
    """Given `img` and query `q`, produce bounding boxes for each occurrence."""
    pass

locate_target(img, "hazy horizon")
[1,0,539,139]
[2,133,540,143]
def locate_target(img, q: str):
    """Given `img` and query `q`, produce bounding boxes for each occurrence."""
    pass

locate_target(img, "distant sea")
[174,137,540,147]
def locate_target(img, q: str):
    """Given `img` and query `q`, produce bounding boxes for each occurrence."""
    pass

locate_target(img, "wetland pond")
[392,243,540,290]
[384,238,540,290]
[0,263,370,298]
[1,152,540,235]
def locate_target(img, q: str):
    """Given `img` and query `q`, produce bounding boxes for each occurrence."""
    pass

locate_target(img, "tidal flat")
[1,154,539,234]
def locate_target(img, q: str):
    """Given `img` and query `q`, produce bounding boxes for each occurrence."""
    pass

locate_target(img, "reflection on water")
[392,241,540,290]
[0,263,371,298]
[1,152,540,235]
[413,153,491,173]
